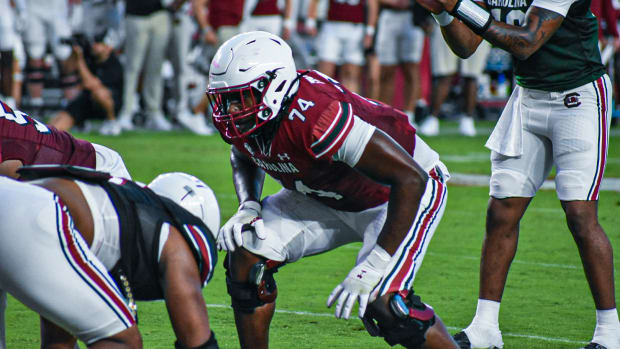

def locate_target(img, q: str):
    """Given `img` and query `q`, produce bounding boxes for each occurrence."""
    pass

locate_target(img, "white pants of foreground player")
[0,178,135,345]
[243,164,448,297]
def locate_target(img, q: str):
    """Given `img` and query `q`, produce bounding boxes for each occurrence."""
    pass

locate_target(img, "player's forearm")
[354,130,429,255]
[192,0,209,30]
[376,182,426,255]
[445,2,563,60]
[440,19,484,58]
[231,146,265,205]
[367,0,379,29]
[481,12,560,60]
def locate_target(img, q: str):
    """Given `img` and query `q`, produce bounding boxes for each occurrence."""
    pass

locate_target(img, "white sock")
[463,299,504,348]
[592,309,620,347]
[472,299,501,327]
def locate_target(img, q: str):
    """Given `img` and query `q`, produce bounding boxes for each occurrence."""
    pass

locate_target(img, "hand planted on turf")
[217,201,265,252]
[326,246,392,319]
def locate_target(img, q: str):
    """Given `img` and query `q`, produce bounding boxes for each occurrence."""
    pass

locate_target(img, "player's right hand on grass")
[218,200,265,251]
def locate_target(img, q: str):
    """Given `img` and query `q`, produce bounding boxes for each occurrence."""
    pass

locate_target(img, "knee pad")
[225,258,279,313]
[362,290,435,349]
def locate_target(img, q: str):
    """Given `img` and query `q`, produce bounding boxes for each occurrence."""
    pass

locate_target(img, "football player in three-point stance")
[0,170,220,348]
[0,100,131,349]
[207,31,458,348]
[415,0,620,346]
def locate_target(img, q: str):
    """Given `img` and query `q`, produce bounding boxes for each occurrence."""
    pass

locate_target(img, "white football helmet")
[148,172,220,237]
[207,31,299,141]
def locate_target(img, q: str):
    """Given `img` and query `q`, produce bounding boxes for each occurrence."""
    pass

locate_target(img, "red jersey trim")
[310,102,354,158]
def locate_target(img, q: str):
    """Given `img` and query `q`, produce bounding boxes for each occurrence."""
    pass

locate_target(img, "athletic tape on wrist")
[451,0,492,34]
[239,200,261,213]
[432,12,455,26]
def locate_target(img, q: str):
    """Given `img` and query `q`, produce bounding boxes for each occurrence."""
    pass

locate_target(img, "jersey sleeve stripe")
[55,196,136,328]
[311,102,354,158]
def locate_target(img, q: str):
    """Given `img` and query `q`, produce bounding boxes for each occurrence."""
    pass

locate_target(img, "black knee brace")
[362,290,436,349]
[175,330,219,349]
[225,259,279,313]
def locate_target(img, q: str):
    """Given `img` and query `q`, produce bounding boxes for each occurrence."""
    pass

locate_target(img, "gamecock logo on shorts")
[563,92,581,108]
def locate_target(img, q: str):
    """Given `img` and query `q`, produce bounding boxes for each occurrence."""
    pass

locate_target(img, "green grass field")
[6,121,620,348]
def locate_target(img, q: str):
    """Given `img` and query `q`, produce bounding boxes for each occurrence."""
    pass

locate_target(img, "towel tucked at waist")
[485,86,523,157]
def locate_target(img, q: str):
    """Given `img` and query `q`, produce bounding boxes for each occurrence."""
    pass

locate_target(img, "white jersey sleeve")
[531,0,577,17]
[332,115,376,167]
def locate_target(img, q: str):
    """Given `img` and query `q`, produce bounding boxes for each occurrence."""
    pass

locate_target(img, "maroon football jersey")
[252,0,279,15]
[0,101,96,168]
[327,0,365,23]
[208,0,244,29]
[231,70,416,212]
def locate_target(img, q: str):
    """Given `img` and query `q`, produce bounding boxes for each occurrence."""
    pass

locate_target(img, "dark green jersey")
[486,0,604,91]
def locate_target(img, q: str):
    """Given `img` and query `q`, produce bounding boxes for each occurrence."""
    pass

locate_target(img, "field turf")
[6,121,620,348]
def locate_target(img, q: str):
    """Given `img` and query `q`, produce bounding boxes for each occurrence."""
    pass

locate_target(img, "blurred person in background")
[418,22,490,137]
[193,0,244,46]
[306,0,379,94]
[23,0,81,110]
[49,32,124,135]
[116,0,172,131]
[375,0,426,127]
[592,0,620,123]
[165,0,213,135]
[241,0,294,39]
[0,0,25,110]
[189,0,245,126]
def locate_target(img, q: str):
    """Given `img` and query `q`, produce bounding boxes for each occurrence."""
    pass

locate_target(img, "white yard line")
[449,172,620,192]
[205,304,587,345]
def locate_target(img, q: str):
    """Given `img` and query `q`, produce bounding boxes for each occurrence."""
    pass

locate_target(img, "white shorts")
[375,10,424,65]
[242,167,448,296]
[0,0,16,51]
[489,75,612,201]
[317,21,365,66]
[93,143,132,180]
[24,0,72,60]
[241,15,283,36]
[0,177,135,344]
[430,22,490,77]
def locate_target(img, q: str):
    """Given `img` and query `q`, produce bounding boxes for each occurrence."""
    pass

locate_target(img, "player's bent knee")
[94,325,142,349]
[363,290,435,349]
[225,250,279,313]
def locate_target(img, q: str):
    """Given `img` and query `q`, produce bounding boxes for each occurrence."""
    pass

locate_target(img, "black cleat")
[579,343,607,349]
[453,331,471,349]
[453,330,503,349]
